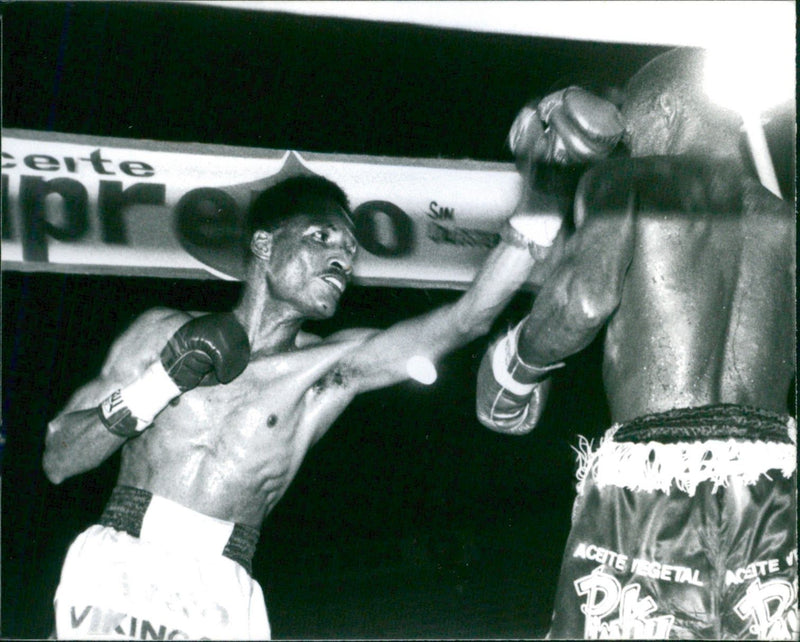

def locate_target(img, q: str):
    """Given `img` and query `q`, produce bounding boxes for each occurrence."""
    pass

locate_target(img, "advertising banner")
[1,129,547,289]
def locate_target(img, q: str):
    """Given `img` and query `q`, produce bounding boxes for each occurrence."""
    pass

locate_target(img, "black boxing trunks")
[548,405,798,640]
[53,486,271,640]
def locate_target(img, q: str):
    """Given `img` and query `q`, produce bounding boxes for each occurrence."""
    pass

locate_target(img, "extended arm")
[338,227,549,395]
[339,88,624,396]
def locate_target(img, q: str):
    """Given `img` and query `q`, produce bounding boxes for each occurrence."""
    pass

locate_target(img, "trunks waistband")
[613,404,795,444]
[573,405,796,497]
[98,486,259,575]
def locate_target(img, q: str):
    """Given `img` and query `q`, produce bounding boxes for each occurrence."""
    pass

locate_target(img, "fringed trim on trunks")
[574,405,796,497]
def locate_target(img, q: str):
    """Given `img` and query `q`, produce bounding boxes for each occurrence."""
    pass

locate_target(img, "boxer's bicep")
[565,197,636,311]
[554,163,637,310]
[518,193,636,365]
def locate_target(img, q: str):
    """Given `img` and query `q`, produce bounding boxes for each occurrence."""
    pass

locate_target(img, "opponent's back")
[593,157,795,422]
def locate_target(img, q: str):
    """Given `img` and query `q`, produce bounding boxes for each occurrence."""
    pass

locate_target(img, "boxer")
[43,88,622,641]
[476,47,797,639]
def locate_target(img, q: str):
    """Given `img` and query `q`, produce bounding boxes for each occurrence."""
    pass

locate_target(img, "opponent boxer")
[476,47,796,639]
[42,88,622,641]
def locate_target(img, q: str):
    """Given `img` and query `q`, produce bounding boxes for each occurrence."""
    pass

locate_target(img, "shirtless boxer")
[43,89,624,640]
[476,47,796,639]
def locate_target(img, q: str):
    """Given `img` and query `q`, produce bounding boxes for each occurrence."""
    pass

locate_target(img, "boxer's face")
[620,103,646,156]
[621,94,676,157]
[264,201,358,319]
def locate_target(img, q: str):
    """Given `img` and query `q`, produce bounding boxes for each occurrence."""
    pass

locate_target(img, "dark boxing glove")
[502,87,624,257]
[476,319,563,435]
[161,313,250,390]
[99,313,250,437]
[509,86,624,165]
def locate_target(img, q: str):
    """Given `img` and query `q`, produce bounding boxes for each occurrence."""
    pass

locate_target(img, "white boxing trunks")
[53,486,271,640]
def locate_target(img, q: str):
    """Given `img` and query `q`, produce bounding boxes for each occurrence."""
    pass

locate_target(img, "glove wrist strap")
[492,320,564,395]
[98,362,181,437]
[509,318,565,375]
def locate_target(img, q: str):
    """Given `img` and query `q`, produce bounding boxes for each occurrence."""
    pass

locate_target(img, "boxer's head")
[622,47,742,157]
[245,176,358,319]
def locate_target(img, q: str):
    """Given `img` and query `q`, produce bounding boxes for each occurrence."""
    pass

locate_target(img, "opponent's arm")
[336,88,624,396]
[475,319,563,434]
[516,163,637,367]
[476,91,626,433]
[475,185,635,433]
[43,309,250,483]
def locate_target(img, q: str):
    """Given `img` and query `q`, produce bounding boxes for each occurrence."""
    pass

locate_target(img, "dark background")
[1,2,794,639]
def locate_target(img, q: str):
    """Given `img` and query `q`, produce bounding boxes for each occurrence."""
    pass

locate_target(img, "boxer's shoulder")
[577,155,689,198]
[578,155,752,221]
[128,307,193,335]
[105,307,191,367]
[573,157,638,226]
[240,327,379,390]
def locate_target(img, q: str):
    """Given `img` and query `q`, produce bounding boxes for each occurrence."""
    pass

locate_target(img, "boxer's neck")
[234,281,305,354]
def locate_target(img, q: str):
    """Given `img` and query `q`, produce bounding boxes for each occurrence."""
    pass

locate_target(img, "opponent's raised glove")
[476,319,563,435]
[98,313,250,438]
[508,86,624,166]
[501,88,623,258]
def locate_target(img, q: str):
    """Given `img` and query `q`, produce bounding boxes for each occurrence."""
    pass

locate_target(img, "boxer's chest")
[117,342,366,524]
[154,340,357,457]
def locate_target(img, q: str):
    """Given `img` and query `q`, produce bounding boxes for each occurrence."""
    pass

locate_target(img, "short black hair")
[625,47,707,115]
[623,47,742,144]
[246,175,351,239]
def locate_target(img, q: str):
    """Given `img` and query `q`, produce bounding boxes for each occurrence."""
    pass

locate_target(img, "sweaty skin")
[44,202,545,529]
[85,314,389,527]
[516,156,795,423]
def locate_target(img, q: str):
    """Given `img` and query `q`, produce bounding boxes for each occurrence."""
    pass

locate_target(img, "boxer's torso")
[600,158,795,422]
[116,326,372,528]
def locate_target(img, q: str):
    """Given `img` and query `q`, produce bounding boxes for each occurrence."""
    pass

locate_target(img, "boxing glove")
[475,319,563,435]
[99,313,250,437]
[160,313,251,390]
[509,86,624,165]
[502,88,621,255]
